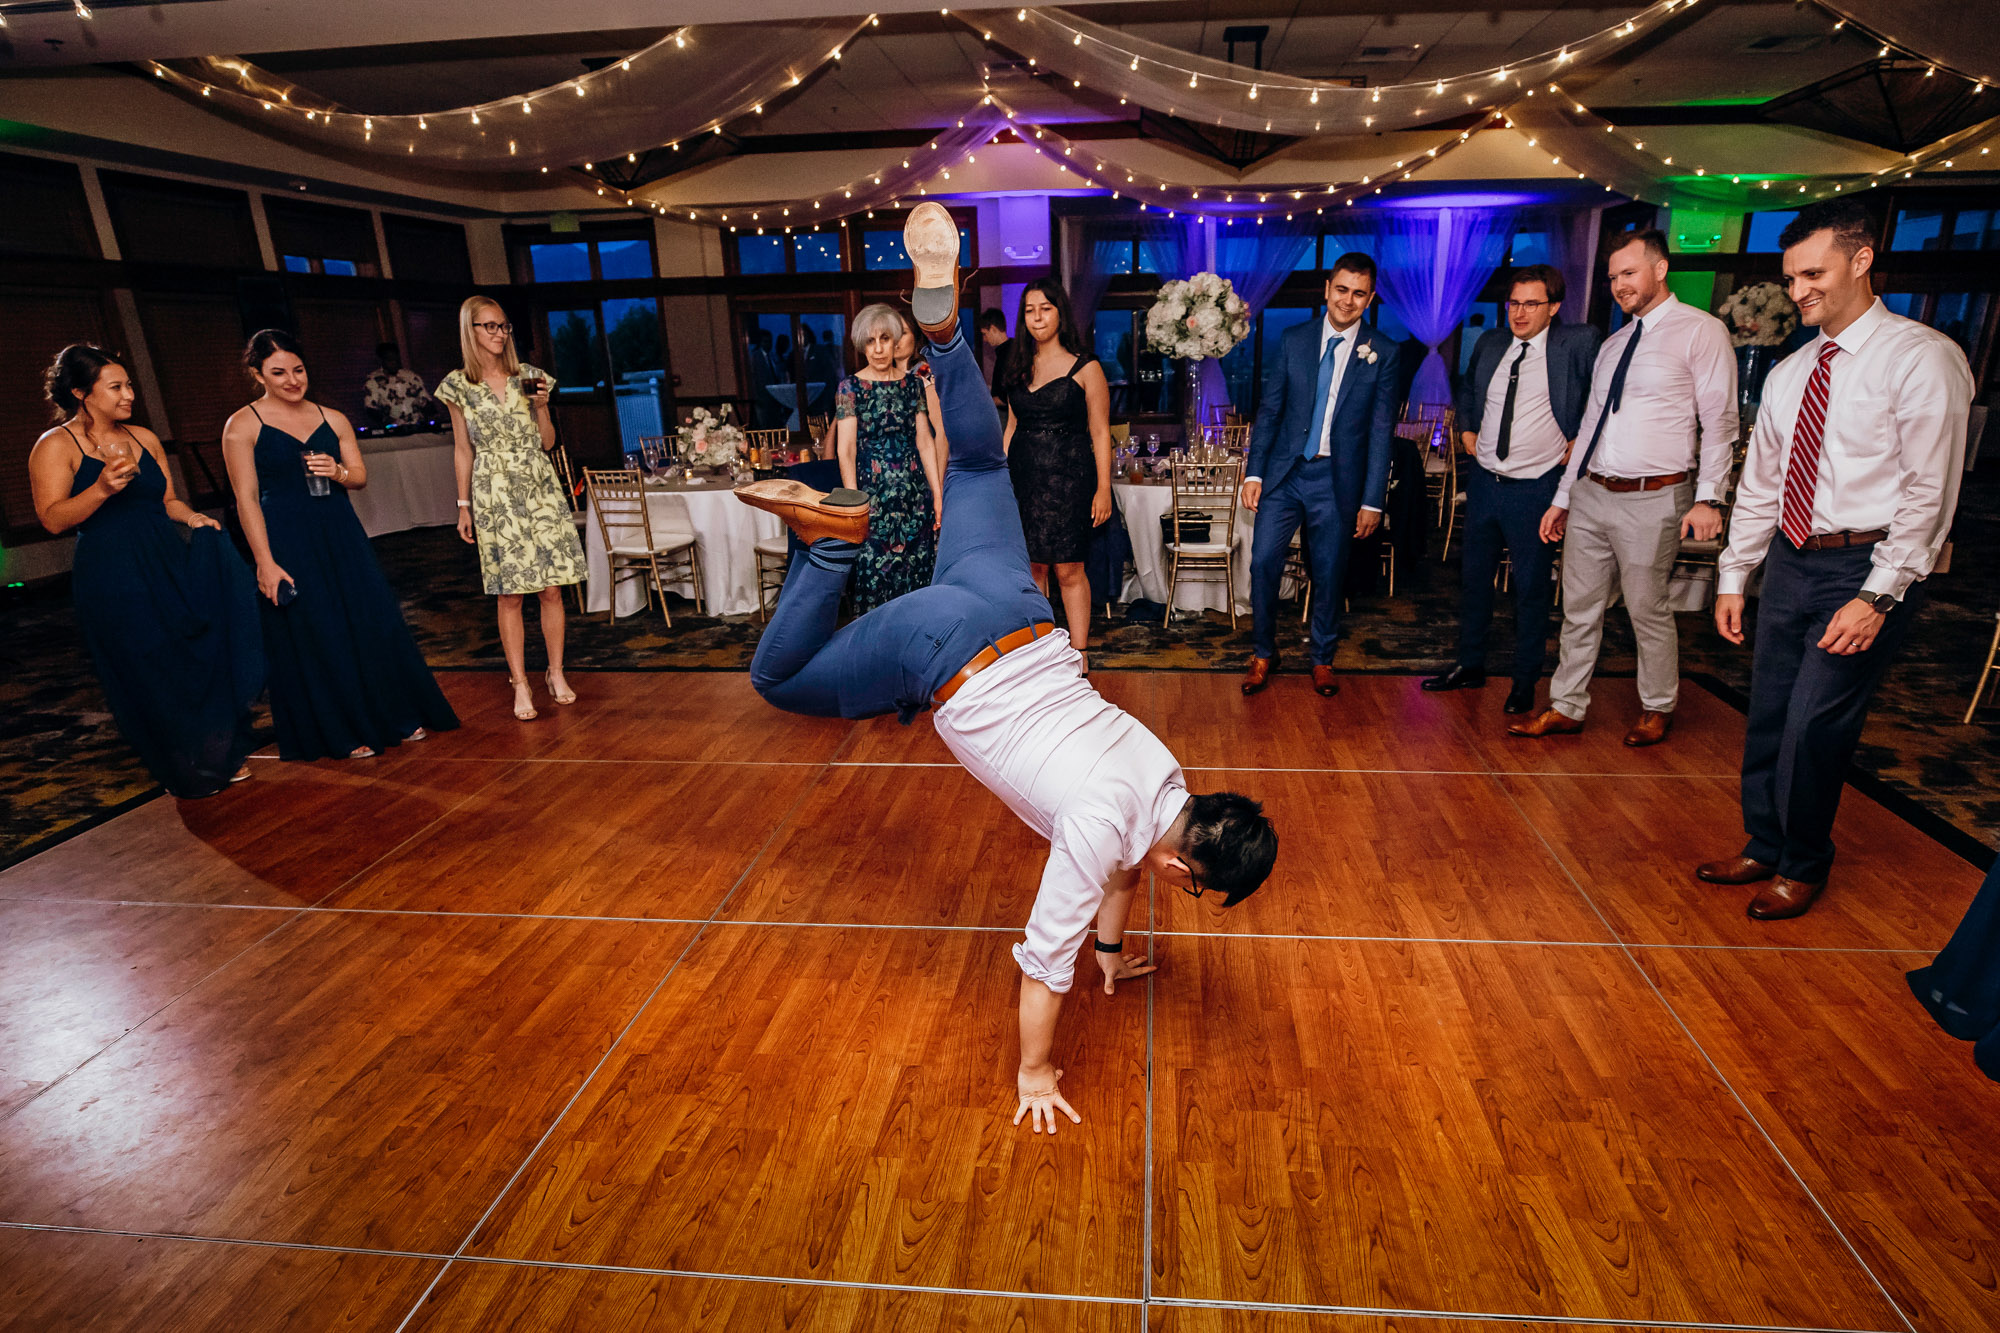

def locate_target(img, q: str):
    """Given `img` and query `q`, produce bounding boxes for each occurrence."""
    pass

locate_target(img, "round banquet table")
[1112,479,1255,616]
[347,431,459,537]
[582,477,784,619]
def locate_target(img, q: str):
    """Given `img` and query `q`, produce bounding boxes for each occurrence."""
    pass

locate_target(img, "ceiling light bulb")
[1434,80,1444,94]
[74,1,92,17]
[1309,90,1319,104]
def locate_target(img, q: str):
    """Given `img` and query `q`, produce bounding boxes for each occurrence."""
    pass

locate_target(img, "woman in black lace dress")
[997,279,1113,670]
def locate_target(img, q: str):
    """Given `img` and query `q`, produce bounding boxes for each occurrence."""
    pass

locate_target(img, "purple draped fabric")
[1208,215,1318,414]
[1373,207,1517,408]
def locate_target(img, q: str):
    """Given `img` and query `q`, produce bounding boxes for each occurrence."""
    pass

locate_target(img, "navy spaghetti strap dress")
[66,439,262,797]
[248,407,458,760]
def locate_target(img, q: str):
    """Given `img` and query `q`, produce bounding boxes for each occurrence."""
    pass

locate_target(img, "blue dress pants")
[750,329,1053,721]
[1456,463,1562,684]
[1739,540,1922,882]
[1248,456,1351,664]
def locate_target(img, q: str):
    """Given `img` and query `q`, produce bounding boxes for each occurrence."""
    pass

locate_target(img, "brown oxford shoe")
[1747,875,1826,921]
[1695,856,1776,885]
[1507,707,1583,738]
[734,480,871,545]
[1241,656,1274,696]
[1311,664,1340,697]
[1623,710,1673,747]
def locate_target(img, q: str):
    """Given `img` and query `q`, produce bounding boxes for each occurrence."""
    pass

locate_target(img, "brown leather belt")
[1793,528,1888,552]
[933,621,1057,706]
[1587,469,1690,492]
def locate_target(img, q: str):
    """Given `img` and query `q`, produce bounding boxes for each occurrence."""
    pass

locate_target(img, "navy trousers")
[1739,540,1922,882]
[1456,463,1562,685]
[1248,456,1352,664]
[749,329,1052,721]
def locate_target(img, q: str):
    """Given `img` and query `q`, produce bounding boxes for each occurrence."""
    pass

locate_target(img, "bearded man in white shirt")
[1696,199,1970,920]
[735,203,1280,1131]
[1510,228,1738,748]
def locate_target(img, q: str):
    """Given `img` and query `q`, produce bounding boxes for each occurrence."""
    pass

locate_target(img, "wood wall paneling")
[133,291,247,443]
[97,172,261,271]
[0,287,122,534]
[0,152,100,261]
[291,296,394,422]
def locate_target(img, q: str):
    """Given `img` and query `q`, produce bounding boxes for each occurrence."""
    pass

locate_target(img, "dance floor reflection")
[0,670,1991,1332]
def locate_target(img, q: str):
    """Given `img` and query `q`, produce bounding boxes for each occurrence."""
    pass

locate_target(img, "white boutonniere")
[1357,343,1378,364]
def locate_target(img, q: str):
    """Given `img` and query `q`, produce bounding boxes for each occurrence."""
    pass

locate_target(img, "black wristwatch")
[1861,591,1897,613]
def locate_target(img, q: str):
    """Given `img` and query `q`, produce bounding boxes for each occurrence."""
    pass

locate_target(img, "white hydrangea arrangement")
[675,407,745,468]
[1145,271,1252,360]
[1717,281,1799,348]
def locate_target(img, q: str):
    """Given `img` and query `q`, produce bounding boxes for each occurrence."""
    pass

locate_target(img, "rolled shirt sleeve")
[1011,813,1123,995]
[1864,338,1971,599]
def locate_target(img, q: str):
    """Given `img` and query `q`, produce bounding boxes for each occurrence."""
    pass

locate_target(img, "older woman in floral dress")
[836,303,943,612]
[435,295,585,722]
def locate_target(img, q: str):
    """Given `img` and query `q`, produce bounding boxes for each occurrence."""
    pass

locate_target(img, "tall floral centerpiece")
[1717,281,1799,405]
[1145,272,1251,444]
[674,406,746,471]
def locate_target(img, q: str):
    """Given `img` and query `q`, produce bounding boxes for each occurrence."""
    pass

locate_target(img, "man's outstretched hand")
[1015,1067,1081,1134]
[1095,948,1157,995]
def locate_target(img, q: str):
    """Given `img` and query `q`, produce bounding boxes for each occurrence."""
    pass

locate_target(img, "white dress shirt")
[1476,326,1568,478]
[1555,294,1739,508]
[1718,298,1970,601]
[932,629,1187,995]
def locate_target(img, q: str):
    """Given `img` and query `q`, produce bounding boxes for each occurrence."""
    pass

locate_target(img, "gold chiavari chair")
[1162,454,1243,628]
[754,535,791,622]
[1966,611,2000,725]
[1212,423,1253,453]
[583,468,703,626]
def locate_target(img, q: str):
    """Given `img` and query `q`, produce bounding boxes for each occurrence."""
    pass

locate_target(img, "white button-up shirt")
[1718,298,1970,601]
[1312,314,1361,458]
[1555,294,1739,508]
[932,629,1187,995]
[1476,327,1568,478]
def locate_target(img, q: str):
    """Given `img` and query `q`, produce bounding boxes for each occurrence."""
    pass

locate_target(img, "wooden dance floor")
[1,669,1994,1332]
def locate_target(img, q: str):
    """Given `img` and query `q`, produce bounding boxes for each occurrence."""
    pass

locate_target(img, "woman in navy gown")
[27,344,262,797]
[221,329,457,761]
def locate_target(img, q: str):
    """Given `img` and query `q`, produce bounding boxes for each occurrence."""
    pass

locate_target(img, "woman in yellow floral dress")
[436,296,585,721]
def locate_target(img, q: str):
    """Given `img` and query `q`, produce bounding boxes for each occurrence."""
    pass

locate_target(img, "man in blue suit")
[1425,264,1601,714]
[1241,252,1402,698]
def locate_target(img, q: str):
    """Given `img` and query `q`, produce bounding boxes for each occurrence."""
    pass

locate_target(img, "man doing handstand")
[736,203,1279,1133]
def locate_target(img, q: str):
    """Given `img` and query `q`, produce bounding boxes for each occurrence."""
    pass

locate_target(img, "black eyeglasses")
[1504,300,1552,312]
[472,321,514,335]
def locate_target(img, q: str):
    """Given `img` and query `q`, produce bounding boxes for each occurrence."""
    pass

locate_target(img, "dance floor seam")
[0,1222,1920,1333]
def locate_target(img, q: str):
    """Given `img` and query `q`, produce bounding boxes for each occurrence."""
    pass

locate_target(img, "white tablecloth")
[1114,480,1255,616]
[349,432,459,537]
[583,481,784,618]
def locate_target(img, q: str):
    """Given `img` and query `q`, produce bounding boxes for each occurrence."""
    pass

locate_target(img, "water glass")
[301,449,331,497]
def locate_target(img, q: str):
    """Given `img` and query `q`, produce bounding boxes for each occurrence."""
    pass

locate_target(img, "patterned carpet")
[6,471,1997,866]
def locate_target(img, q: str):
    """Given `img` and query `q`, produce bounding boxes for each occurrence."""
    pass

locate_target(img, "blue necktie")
[1574,317,1643,476]
[1302,334,1344,459]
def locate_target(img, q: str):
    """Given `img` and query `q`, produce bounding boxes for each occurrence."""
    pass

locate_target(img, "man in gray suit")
[1426,265,1601,714]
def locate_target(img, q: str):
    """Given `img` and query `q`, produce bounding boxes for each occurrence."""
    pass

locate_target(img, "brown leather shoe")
[1241,657,1274,696]
[1311,665,1339,697]
[1747,875,1826,921]
[1623,710,1672,747]
[734,479,870,545]
[1507,707,1583,738]
[904,202,963,341]
[1695,856,1776,885]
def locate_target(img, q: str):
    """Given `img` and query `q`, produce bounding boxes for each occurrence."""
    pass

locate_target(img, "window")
[528,242,592,282]
[281,255,313,274]
[383,214,473,285]
[1881,292,1921,319]
[863,226,970,270]
[321,259,358,277]
[737,235,787,275]
[1744,210,1800,253]
[0,151,101,260]
[546,308,605,391]
[1459,302,1500,374]
[793,233,841,273]
[1891,207,1947,252]
[99,172,261,269]
[1951,208,1999,251]
[1292,236,1321,272]
[264,197,380,277]
[1507,231,1553,266]
[596,238,652,280]
[1932,292,1990,362]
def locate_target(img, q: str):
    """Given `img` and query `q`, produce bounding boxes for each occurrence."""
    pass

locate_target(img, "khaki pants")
[1548,477,1691,720]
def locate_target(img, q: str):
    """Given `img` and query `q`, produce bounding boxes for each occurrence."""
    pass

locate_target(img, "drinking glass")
[302,449,330,497]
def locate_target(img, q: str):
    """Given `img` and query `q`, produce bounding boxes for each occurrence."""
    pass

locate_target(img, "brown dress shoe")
[1747,875,1826,921]
[1507,707,1583,738]
[1241,657,1274,696]
[1312,665,1339,697]
[1695,856,1776,885]
[734,480,871,545]
[1623,710,1672,747]
[904,202,963,340]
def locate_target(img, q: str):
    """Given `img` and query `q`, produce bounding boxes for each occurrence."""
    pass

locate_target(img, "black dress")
[250,406,459,760]
[65,431,262,797]
[1006,352,1098,564]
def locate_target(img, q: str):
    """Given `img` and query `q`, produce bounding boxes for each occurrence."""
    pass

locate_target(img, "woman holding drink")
[27,344,262,796]
[435,296,584,721]
[221,329,457,761]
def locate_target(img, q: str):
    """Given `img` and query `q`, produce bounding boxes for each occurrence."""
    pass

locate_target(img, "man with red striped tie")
[1699,198,1971,920]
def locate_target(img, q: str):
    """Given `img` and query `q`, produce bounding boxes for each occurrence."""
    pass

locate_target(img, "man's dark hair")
[1329,251,1378,288]
[1182,791,1278,906]
[1509,263,1566,306]
[1606,227,1669,265]
[977,307,1007,332]
[1779,198,1878,258]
